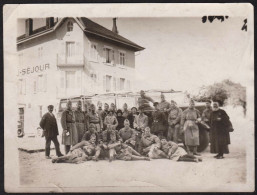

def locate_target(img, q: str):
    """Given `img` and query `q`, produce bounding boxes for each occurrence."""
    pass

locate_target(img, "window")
[127,80,131,90]
[90,73,97,83]
[119,52,126,65]
[66,71,75,88]
[106,75,112,92]
[66,42,75,57]
[38,47,43,58]
[103,47,114,64]
[90,44,98,60]
[67,21,73,32]
[113,77,116,91]
[120,78,125,91]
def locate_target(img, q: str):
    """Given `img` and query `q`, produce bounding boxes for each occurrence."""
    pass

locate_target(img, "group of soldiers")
[40,90,232,164]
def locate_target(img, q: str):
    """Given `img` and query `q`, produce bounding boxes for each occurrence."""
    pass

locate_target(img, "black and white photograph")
[3,3,254,192]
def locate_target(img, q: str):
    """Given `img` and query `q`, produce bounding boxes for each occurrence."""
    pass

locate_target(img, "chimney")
[46,17,55,28]
[25,18,33,36]
[112,18,118,34]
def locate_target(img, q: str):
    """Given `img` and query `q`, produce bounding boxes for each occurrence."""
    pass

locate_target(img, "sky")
[17,17,251,92]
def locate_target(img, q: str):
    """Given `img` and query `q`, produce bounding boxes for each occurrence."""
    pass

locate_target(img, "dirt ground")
[18,107,249,192]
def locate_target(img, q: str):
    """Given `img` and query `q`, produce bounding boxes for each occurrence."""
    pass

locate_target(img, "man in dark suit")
[40,105,63,159]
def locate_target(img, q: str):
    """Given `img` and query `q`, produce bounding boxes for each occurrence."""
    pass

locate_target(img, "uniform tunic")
[100,110,109,130]
[127,113,138,128]
[119,127,136,142]
[100,130,121,144]
[104,115,118,129]
[74,109,87,142]
[89,112,102,133]
[138,95,154,112]
[202,108,212,126]
[39,112,59,138]
[181,108,201,146]
[122,110,130,119]
[161,141,187,161]
[133,114,148,130]
[82,130,99,144]
[210,109,231,154]
[158,100,171,112]
[151,110,166,135]
[168,107,182,125]
[61,110,78,146]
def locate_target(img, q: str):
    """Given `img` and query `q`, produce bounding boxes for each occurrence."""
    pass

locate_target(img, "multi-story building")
[17,17,144,136]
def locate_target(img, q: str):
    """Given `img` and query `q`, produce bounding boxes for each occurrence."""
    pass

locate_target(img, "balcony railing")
[57,54,84,66]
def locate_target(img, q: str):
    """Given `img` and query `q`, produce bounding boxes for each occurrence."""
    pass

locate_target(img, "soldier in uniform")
[104,109,118,129]
[83,103,90,131]
[181,99,201,156]
[127,107,138,128]
[96,101,103,119]
[119,119,136,148]
[160,138,202,162]
[151,102,166,138]
[108,137,150,161]
[202,100,212,127]
[110,103,117,116]
[167,100,183,143]
[88,104,103,134]
[138,90,155,127]
[74,100,88,142]
[140,127,164,159]
[100,103,109,130]
[39,105,63,159]
[99,124,121,161]
[61,100,78,154]
[82,123,99,144]
[52,134,101,163]
[133,107,149,153]
[122,103,130,119]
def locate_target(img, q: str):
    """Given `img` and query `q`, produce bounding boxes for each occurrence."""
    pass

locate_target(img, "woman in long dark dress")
[210,101,232,159]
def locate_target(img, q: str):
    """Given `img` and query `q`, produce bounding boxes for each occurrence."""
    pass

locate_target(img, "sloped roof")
[17,17,144,51]
[78,17,144,51]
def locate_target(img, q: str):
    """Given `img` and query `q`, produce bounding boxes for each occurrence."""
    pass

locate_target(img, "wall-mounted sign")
[19,64,50,76]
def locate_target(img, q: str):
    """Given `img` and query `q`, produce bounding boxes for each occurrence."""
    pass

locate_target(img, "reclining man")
[107,132,150,161]
[159,138,202,162]
[52,134,100,163]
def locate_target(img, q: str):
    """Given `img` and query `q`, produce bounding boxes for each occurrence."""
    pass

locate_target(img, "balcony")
[57,54,85,67]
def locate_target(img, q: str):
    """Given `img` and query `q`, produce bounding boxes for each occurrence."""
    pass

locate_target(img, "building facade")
[17,17,144,135]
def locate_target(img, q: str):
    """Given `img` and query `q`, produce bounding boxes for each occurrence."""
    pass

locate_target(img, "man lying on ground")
[108,133,150,162]
[52,134,100,163]
[160,138,202,162]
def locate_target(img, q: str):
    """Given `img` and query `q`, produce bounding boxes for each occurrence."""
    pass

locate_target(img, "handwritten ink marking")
[241,19,247,31]
[202,15,229,23]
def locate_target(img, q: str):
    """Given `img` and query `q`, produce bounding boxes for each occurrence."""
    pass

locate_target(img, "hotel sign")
[19,64,50,75]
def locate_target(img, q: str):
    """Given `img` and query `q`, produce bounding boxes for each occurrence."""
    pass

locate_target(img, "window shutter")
[112,50,115,64]
[103,48,106,63]
[113,77,116,91]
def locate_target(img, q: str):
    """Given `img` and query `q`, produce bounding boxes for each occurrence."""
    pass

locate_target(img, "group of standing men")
[39,90,233,164]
